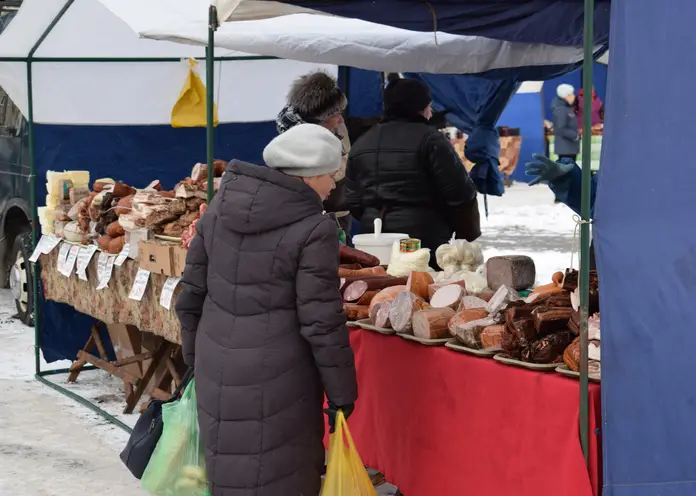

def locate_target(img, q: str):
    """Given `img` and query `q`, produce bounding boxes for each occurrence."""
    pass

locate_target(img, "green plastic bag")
[141,380,211,496]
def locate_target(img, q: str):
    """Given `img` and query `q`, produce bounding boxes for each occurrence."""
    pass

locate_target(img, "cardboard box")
[139,241,174,276]
[126,228,151,260]
[171,245,188,277]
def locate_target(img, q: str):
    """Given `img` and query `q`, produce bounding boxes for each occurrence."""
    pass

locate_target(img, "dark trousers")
[558,154,577,161]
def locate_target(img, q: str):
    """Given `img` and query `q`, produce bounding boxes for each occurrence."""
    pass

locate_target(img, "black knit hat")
[384,73,432,119]
[286,71,347,124]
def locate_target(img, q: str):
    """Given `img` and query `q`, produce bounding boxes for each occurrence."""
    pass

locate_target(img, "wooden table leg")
[123,342,173,414]
[68,333,95,383]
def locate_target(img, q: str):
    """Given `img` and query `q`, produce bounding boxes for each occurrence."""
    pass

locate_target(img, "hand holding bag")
[322,410,376,496]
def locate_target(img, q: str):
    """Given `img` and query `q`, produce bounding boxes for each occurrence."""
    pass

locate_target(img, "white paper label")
[159,276,181,310]
[56,243,70,273]
[114,243,130,267]
[76,245,98,281]
[43,234,62,254]
[29,236,48,263]
[129,268,150,301]
[96,255,116,290]
[59,245,80,277]
[96,252,109,282]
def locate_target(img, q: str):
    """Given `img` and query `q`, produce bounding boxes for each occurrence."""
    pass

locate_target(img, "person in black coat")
[346,74,479,268]
[551,84,580,160]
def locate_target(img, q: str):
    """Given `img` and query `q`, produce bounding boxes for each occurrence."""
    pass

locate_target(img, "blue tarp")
[292,0,611,46]
[407,58,593,196]
[596,0,696,494]
[35,120,276,362]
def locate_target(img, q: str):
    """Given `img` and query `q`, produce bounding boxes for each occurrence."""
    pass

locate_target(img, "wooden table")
[40,247,185,412]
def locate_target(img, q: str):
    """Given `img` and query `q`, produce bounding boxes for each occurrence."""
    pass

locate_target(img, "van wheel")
[9,231,33,326]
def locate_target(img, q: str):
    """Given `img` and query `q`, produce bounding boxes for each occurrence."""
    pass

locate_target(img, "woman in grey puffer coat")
[176,123,358,496]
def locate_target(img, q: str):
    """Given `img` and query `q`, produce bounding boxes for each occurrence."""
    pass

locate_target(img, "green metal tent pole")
[27,0,76,375]
[36,374,132,433]
[579,0,595,465]
[206,5,218,203]
[21,0,131,433]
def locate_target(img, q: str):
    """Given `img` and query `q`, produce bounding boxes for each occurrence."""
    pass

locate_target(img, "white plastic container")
[352,219,408,265]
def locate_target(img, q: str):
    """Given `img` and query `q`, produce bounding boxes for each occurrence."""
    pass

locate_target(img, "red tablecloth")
[332,328,602,496]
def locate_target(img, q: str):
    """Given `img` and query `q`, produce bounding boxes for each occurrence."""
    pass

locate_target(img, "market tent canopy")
[98,0,604,79]
[201,0,612,46]
[0,0,335,125]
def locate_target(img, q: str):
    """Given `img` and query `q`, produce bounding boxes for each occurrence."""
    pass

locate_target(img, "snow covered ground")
[0,184,575,495]
[479,183,577,283]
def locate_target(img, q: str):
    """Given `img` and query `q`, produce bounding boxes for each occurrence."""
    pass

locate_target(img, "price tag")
[96,255,116,290]
[56,243,70,273]
[76,245,98,281]
[29,236,48,263]
[96,252,109,282]
[60,245,80,277]
[43,234,62,254]
[129,268,150,301]
[159,276,181,310]
[114,243,130,267]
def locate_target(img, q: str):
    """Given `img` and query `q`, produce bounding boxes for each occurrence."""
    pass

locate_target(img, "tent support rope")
[579,0,595,465]
[26,0,130,433]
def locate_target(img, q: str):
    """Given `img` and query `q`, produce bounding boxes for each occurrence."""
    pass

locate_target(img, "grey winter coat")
[175,160,358,496]
[551,96,580,156]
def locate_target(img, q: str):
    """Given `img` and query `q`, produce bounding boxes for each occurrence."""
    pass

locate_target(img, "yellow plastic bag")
[171,59,219,128]
[322,411,377,496]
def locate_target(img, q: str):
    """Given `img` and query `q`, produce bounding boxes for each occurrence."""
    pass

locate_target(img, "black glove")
[324,401,355,434]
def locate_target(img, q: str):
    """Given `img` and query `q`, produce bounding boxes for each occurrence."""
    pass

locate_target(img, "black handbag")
[120,367,194,479]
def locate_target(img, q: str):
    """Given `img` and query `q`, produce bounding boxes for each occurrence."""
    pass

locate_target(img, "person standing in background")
[552,83,580,161]
[276,71,354,240]
[575,86,604,129]
[346,74,479,269]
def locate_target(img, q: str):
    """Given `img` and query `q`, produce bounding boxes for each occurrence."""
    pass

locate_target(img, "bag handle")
[335,410,359,454]
[167,366,194,402]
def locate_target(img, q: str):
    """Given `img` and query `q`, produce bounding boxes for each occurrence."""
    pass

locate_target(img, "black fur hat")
[287,71,347,123]
[384,73,432,119]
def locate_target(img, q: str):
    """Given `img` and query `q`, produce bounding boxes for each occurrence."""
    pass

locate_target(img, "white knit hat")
[263,123,342,178]
[557,83,575,98]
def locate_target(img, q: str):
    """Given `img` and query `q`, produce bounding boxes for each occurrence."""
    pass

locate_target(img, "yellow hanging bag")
[322,411,377,496]
[171,58,219,128]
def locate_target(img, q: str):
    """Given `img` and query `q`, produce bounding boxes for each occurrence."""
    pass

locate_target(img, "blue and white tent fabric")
[99,0,608,79]
[97,0,608,198]
[0,0,384,362]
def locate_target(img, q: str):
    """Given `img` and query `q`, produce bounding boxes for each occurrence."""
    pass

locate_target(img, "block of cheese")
[68,170,90,187]
[486,255,536,291]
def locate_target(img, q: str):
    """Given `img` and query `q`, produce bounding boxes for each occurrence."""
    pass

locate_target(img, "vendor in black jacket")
[346,74,479,267]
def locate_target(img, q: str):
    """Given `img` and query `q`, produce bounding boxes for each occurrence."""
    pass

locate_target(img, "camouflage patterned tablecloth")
[40,247,182,344]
